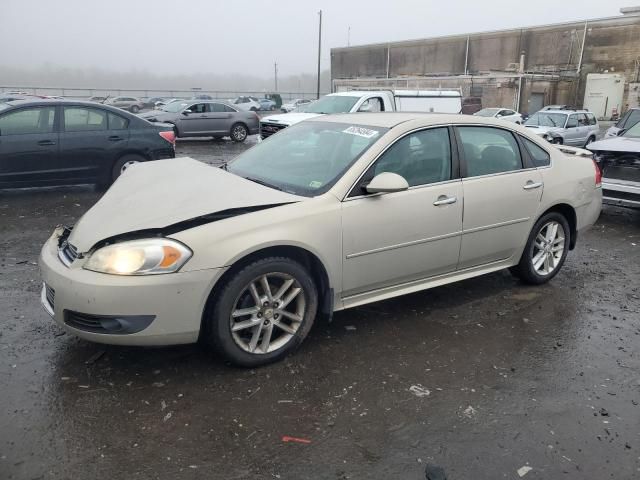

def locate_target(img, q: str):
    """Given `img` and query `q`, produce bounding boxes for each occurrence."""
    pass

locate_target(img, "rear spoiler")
[553,145,593,158]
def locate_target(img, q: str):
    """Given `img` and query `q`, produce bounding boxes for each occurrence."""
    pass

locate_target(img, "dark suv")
[0,100,176,188]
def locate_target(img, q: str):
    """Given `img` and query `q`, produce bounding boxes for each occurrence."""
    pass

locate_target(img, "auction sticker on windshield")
[343,126,379,139]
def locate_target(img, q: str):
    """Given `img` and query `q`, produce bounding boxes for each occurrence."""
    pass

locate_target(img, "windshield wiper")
[244,176,284,191]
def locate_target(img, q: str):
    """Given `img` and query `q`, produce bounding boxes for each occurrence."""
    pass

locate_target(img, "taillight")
[593,159,602,186]
[159,130,176,146]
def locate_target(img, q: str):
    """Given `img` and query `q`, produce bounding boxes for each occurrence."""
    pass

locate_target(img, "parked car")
[144,97,168,108]
[139,99,259,142]
[258,98,277,111]
[280,98,312,112]
[39,113,601,367]
[154,98,180,109]
[541,105,574,111]
[524,109,599,146]
[192,94,213,100]
[605,107,640,138]
[105,96,146,114]
[587,120,640,209]
[0,99,175,188]
[264,93,283,109]
[0,93,46,103]
[474,107,523,124]
[230,96,261,112]
[88,96,108,104]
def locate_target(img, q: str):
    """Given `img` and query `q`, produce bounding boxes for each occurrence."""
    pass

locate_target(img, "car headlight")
[84,239,192,275]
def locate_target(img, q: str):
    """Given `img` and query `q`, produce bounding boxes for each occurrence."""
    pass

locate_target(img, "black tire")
[510,212,571,285]
[111,154,145,183]
[250,106,258,112]
[230,123,248,142]
[585,135,596,147]
[205,257,318,367]
[551,137,563,145]
[130,105,140,114]
[270,105,276,111]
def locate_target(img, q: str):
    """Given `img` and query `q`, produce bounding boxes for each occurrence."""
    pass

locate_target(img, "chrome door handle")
[523,181,543,190]
[433,195,457,206]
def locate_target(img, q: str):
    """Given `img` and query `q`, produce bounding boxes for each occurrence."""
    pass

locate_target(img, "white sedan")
[474,107,523,124]
[40,113,602,367]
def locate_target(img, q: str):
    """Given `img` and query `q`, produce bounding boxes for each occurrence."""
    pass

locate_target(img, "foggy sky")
[1,0,634,79]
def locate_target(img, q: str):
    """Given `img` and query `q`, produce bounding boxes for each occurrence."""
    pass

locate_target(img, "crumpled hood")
[261,112,323,126]
[68,158,303,252]
[139,110,175,121]
[587,136,640,154]
[524,125,561,136]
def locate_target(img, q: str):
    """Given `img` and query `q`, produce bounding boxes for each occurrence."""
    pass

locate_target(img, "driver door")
[177,103,209,135]
[341,127,463,299]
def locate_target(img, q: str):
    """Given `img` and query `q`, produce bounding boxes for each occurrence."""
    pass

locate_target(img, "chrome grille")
[58,241,78,266]
[45,284,55,309]
[260,122,288,139]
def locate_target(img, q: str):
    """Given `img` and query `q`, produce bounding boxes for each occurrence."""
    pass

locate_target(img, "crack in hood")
[68,157,303,252]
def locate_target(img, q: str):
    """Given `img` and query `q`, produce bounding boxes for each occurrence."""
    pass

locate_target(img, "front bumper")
[602,178,640,209]
[39,230,224,346]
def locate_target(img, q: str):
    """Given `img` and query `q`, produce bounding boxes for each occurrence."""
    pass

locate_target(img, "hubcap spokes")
[532,221,565,276]
[230,273,305,354]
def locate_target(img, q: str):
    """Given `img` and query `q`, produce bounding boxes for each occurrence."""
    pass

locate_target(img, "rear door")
[206,102,234,134]
[58,105,128,182]
[0,105,59,186]
[456,126,543,269]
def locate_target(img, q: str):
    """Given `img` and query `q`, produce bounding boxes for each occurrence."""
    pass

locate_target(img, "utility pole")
[274,62,278,92]
[316,10,322,99]
[348,26,351,47]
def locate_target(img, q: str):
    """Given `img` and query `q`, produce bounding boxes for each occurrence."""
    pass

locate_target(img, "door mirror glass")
[365,172,409,194]
[182,109,192,115]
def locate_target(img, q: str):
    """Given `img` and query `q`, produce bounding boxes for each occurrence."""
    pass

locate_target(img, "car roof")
[312,112,523,129]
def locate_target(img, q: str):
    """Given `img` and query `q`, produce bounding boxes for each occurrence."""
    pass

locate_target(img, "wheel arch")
[537,203,577,250]
[199,244,333,341]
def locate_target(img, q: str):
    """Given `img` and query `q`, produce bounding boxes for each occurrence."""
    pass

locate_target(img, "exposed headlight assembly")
[84,239,192,275]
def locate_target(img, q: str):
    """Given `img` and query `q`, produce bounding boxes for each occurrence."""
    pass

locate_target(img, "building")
[330,8,640,117]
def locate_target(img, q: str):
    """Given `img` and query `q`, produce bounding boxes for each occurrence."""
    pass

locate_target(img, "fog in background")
[0,0,633,93]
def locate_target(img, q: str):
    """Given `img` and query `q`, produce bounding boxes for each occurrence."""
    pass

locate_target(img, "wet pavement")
[1,138,639,479]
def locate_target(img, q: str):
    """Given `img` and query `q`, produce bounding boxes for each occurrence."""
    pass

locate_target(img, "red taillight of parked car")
[593,159,602,186]
[159,130,176,147]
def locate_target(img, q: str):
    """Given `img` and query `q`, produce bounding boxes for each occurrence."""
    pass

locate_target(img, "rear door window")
[209,103,226,113]
[108,112,129,129]
[458,126,522,177]
[522,137,551,167]
[0,107,55,135]
[63,107,107,132]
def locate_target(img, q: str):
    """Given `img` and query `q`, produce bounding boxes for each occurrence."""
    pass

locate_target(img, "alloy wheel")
[531,221,565,276]
[232,125,247,141]
[120,160,139,174]
[230,273,306,354]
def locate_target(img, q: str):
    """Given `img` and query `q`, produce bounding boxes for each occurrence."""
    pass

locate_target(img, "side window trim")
[346,125,458,199]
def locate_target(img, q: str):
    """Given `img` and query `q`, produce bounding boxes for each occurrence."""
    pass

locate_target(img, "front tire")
[130,105,140,114]
[230,123,248,142]
[585,135,596,147]
[510,212,570,285]
[111,154,145,183]
[205,257,318,367]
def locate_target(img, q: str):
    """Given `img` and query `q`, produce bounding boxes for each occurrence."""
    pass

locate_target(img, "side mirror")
[365,172,409,194]
[358,103,372,112]
[182,109,192,115]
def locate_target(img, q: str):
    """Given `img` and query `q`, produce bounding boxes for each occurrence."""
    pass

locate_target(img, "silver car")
[524,109,599,147]
[140,100,259,142]
[105,96,145,114]
[605,107,640,138]
[39,113,602,367]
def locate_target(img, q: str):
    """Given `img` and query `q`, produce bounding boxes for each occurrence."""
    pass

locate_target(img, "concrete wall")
[331,13,640,113]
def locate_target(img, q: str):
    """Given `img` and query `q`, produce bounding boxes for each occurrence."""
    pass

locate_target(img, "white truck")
[259,89,462,139]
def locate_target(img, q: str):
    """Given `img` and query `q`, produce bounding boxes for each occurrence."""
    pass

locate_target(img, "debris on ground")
[344,325,357,331]
[517,465,533,477]
[409,385,431,397]
[462,405,477,418]
[85,350,105,365]
[424,463,447,480]
[281,436,311,444]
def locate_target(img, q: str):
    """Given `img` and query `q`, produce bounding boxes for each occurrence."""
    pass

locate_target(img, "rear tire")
[111,154,145,183]
[204,257,318,367]
[551,137,563,145]
[130,105,140,114]
[510,212,570,285]
[230,123,248,142]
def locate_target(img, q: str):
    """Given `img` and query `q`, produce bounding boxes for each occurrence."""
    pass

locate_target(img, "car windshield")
[160,101,190,113]
[303,95,360,114]
[475,108,500,117]
[228,121,387,197]
[525,112,567,128]
[622,121,640,138]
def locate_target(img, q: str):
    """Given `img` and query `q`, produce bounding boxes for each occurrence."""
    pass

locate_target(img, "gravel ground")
[1,136,639,480]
